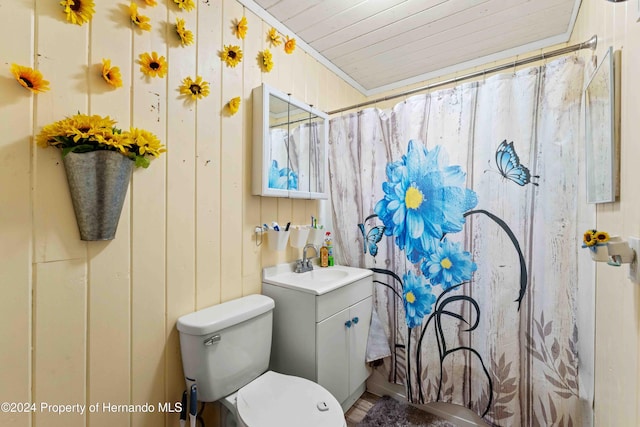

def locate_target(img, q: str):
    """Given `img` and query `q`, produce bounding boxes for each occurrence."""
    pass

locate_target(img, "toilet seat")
[236,371,345,427]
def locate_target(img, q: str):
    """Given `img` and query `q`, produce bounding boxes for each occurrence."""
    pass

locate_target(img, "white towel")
[365,305,391,363]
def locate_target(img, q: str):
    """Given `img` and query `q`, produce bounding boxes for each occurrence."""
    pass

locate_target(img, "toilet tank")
[177,294,275,402]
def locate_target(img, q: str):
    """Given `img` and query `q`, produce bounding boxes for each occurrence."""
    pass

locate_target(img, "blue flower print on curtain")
[268,160,298,190]
[421,238,476,290]
[374,140,478,263]
[403,271,437,328]
[363,139,529,418]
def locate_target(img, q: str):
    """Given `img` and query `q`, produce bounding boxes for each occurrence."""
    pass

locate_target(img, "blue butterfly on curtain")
[358,214,385,257]
[494,140,539,186]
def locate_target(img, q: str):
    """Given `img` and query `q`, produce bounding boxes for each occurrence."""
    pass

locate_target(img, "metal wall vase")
[62,150,133,241]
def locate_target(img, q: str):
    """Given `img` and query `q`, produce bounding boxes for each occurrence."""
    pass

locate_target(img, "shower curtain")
[328,57,594,426]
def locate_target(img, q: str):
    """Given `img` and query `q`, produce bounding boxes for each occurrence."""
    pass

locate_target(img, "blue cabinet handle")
[345,320,352,328]
[352,317,359,324]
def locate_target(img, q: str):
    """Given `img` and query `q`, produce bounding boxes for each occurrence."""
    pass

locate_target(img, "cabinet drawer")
[316,277,372,322]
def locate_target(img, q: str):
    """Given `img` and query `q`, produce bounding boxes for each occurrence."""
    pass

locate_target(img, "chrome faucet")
[295,243,318,273]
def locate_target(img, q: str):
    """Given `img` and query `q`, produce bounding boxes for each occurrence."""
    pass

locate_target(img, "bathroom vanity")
[261,263,373,411]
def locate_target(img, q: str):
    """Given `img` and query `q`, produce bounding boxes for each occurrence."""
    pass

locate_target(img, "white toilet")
[177,294,346,427]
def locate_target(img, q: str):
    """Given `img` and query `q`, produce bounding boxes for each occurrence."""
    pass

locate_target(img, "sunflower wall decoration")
[173,0,195,12]
[180,76,210,100]
[101,59,123,88]
[227,97,241,115]
[284,36,296,54]
[139,52,168,78]
[129,2,151,31]
[220,45,243,68]
[59,0,95,26]
[267,27,282,47]
[175,18,194,46]
[259,49,274,73]
[234,17,248,39]
[10,64,50,94]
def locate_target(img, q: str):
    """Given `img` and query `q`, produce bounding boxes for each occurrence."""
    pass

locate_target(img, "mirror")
[584,47,620,204]
[253,83,328,199]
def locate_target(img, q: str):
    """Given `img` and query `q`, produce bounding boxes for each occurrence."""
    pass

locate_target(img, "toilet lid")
[236,371,345,427]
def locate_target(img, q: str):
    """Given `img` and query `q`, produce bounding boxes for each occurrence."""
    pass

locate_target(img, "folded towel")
[366,305,391,363]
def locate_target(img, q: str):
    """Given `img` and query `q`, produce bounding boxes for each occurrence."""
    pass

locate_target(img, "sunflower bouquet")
[582,229,610,252]
[36,113,165,168]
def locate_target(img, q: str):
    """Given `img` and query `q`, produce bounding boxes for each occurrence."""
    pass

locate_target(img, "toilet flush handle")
[204,335,221,346]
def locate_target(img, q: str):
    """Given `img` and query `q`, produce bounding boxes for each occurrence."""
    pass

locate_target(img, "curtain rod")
[328,35,598,115]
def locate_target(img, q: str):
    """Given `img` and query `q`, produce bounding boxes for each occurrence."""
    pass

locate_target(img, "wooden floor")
[345,392,381,426]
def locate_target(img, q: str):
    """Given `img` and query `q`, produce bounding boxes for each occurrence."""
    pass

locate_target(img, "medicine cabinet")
[252,83,329,199]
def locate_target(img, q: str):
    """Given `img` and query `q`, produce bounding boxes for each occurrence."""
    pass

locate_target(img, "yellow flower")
[180,75,210,100]
[59,0,95,25]
[267,27,281,47]
[234,16,248,39]
[220,45,243,68]
[36,113,165,168]
[583,230,597,247]
[175,18,194,46]
[130,2,151,31]
[284,36,296,54]
[139,52,168,78]
[595,231,610,243]
[36,113,116,148]
[121,127,166,158]
[259,49,274,73]
[173,0,195,12]
[10,64,50,94]
[143,0,157,6]
[228,97,241,115]
[101,59,123,88]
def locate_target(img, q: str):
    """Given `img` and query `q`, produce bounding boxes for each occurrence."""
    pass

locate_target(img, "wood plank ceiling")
[242,0,582,95]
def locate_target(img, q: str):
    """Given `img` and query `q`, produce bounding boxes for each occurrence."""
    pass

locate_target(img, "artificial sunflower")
[173,0,195,12]
[139,52,168,78]
[143,0,157,5]
[220,45,243,68]
[10,64,50,94]
[130,2,151,31]
[101,59,123,88]
[267,27,281,47]
[228,97,241,115]
[175,18,194,46]
[284,36,296,54]
[259,49,274,73]
[121,127,166,159]
[583,230,597,247]
[180,75,210,100]
[59,0,95,26]
[595,231,610,243]
[234,16,248,39]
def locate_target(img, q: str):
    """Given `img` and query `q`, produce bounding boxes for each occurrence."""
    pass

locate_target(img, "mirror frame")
[584,47,620,204]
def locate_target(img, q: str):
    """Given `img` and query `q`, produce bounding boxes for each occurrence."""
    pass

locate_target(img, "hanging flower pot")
[36,113,166,241]
[62,150,133,241]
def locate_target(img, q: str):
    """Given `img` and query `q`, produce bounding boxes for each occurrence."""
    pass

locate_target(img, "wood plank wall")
[0,1,364,426]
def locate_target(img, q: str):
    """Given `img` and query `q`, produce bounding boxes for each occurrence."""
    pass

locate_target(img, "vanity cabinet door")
[316,306,350,404]
[349,297,372,392]
[316,296,373,404]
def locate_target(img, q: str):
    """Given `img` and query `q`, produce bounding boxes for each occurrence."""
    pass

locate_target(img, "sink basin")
[294,269,349,283]
[262,263,373,295]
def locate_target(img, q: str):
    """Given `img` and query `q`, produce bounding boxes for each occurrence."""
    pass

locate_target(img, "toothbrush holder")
[307,228,325,247]
[267,229,290,251]
[289,227,310,248]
